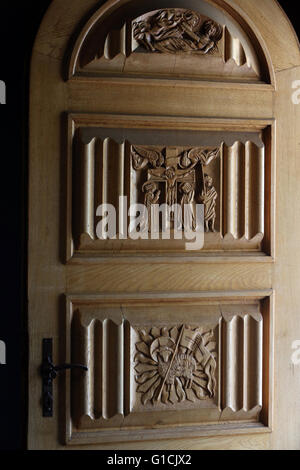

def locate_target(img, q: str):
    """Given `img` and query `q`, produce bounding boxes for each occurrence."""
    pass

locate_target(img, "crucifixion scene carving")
[131,145,220,232]
[133,9,223,55]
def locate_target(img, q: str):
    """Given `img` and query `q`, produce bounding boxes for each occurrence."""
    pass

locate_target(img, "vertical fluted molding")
[223,142,242,238]
[244,143,251,240]
[102,319,109,420]
[93,320,103,419]
[71,312,95,423]
[222,314,263,412]
[118,142,127,237]
[124,320,131,416]
[94,139,104,226]
[251,143,265,238]
[223,142,265,240]
[71,315,125,424]
[81,138,95,240]
[257,145,265,237]
[95,138,127,237]
[118,142,125,198]
[103,138,122,210]
[102,138,109,205]
[104,23,127,59]
[102,319,124,419]
[244,314,263,411]
[120,23,127,56]
[82,321,94,418]
[222,315,244,411]
[224,27,247,66]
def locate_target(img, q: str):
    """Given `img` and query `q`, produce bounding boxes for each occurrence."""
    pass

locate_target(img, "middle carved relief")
[132,145,220,232]
[72,122,267,253]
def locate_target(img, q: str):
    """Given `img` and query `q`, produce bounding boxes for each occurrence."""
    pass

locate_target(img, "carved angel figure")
[180,147,220,170]
[133,9,222,54]
[132,145,164,170]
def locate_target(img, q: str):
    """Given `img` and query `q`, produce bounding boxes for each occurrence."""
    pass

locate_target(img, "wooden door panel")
[68,114,272,257]
[29,0,300,449]
[64,293,272,445]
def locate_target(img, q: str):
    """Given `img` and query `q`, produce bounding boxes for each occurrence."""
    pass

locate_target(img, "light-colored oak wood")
[64,293,272,445]
[28,0,300,450]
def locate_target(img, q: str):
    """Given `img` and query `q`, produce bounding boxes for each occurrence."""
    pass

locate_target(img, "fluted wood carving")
[222,142,265,239]
[133,9,223,55]
[134,325,217,405]
[72,129,267,251]
[71,312,125,423]
[67,298,269,444]
[221,313,263,412]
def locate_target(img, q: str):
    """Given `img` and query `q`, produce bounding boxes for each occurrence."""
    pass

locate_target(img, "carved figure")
[134,325,217,405]
[131,145,220,232]
[133,9,222,54]
[132,145,164,170]
[142,181,161,231]
[180,182,196,230]
[163,167,178,207]
[199,174,217,232]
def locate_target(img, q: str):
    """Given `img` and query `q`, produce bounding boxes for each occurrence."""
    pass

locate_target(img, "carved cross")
[146,148,196,207]
[131,145,221,231]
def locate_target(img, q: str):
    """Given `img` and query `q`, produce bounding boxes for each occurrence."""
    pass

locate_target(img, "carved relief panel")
[70,3,270,83]
[134,324,217,407]
[65,293,272,444]
[132,9,223,55]
[68,114,272,258]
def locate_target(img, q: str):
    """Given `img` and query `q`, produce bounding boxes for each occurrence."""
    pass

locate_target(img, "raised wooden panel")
[69,1,271,83]
[68,114,273,258]
[65,292,273,445]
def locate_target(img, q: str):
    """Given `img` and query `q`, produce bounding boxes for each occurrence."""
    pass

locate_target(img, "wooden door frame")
[28,0,300,449]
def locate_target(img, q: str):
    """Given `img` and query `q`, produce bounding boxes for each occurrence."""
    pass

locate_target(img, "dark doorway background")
[0,0,298,450]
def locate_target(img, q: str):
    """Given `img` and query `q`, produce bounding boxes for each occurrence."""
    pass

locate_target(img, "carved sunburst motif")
[134,325,217,406]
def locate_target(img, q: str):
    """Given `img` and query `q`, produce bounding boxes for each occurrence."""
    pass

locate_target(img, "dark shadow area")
[277,0,300,41]
[0,0,51,450]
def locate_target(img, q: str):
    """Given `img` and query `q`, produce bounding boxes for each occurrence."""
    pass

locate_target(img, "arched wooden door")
[29,0,300,449]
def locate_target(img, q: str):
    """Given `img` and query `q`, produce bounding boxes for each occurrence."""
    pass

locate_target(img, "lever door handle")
[41,338,88,417]
[42,360,88,381]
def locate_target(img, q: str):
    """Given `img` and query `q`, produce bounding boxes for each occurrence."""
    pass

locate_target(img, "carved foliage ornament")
[134,325,217,406]
[133,9,223,55]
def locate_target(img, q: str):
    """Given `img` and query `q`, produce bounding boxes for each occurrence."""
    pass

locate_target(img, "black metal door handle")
[42,359,88,381]
[41,338,88,417]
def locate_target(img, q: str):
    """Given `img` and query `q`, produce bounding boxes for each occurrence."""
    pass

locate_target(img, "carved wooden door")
[28,0,300,449]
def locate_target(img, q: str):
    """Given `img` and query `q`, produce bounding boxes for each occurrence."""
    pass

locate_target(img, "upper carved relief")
[134,324,217,406]
[133,9,223,54]
[69,2,270,83]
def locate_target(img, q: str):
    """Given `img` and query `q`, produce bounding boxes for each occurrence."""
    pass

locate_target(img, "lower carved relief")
[134,324,217,406]
[67,298,270,443]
